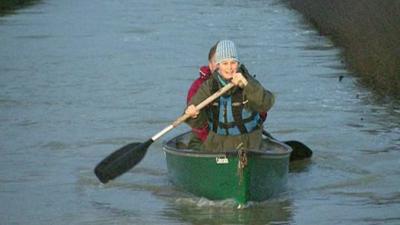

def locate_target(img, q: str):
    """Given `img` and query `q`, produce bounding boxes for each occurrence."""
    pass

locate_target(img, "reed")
[284,0,400,99]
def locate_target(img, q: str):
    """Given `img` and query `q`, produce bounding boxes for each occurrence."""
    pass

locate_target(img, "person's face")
[218,59,239,79]
[208,55,218,73]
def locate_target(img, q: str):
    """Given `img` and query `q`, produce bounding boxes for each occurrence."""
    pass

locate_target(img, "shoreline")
[0,0,40,16]
[284,0,400,99]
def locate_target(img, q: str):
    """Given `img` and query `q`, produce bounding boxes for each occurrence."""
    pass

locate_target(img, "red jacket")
[186,66,211,142]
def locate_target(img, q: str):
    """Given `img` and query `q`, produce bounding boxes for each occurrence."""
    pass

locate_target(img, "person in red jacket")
[186,42,218,149]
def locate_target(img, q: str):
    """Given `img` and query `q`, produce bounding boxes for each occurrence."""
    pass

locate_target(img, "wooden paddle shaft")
[151,83,235,141]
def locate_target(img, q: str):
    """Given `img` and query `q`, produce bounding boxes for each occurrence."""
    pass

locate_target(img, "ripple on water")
[165,195,294,225]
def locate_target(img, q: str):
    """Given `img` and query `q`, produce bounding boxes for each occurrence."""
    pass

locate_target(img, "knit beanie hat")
[215,40,239,64]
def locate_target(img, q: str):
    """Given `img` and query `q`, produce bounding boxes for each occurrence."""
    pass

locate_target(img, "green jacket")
[186,65,275,152]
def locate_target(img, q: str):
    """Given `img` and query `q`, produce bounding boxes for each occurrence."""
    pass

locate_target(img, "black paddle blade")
[285,140,313,161]
[94,139,153,183]
[262,130,313,161]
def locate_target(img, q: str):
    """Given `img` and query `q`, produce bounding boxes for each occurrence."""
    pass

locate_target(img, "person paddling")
[185,40,274,152]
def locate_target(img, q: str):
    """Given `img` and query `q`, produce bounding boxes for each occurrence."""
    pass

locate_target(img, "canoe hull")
[163,132,291,205]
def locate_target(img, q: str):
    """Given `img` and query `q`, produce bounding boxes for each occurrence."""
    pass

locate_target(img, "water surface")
[1,0,399,224]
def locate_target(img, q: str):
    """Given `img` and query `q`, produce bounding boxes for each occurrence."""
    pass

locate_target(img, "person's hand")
[185,104,199,118]
[231,72,248,88]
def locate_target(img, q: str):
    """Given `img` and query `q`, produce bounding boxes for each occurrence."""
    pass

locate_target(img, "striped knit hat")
[215,40,239,64]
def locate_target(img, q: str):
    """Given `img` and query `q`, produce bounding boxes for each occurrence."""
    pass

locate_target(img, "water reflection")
[289,159,312,173]
[0,0,42,16]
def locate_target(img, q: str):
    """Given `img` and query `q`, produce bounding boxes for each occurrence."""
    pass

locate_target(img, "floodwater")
[1,0,399,224]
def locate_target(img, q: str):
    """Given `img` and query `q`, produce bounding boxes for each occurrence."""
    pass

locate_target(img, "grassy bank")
[284,0,400,99]
[0,0,40,15]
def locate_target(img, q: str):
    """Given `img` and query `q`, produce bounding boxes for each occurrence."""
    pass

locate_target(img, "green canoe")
[163,131,292,206]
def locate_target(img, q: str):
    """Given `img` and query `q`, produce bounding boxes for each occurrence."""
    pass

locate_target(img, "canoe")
[162,131,292,206]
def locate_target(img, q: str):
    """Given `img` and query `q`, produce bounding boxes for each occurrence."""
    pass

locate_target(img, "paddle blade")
[285,140,313,161]
[94,139,153,183]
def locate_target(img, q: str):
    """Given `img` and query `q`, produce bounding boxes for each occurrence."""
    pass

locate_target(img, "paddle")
[262,130,312,161]
[94,83,235,184]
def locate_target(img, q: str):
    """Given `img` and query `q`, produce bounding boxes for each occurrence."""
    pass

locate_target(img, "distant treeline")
[0,0,40,15]
[284,0,400,99]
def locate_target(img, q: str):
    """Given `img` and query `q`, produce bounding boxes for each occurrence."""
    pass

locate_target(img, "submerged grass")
[284,0,400,99]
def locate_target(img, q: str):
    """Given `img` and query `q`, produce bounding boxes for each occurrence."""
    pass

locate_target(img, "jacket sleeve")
[242,75,275,112]
[185,79,213,128]
[186,79,200,104]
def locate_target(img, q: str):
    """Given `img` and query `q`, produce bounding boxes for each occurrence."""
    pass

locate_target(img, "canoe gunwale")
[162,131,292,159]
[163,147,291,159]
